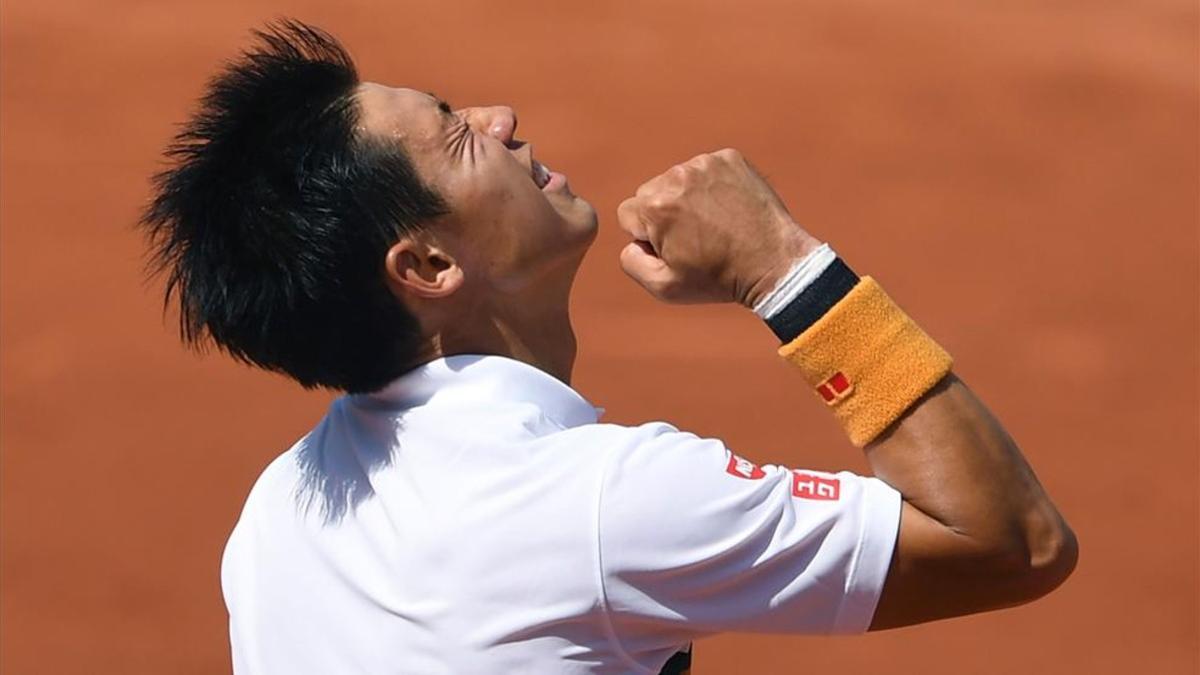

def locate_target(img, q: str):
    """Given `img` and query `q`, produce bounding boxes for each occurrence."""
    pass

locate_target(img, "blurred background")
[2,1,1196,673]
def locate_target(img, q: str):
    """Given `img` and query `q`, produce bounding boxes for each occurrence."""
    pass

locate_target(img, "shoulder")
[592,422,790,542]
[236,438,304,506]
[558,420,737,475]
[594,420,766,488]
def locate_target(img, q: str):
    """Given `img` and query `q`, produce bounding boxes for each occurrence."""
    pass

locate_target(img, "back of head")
[142,19,447,393]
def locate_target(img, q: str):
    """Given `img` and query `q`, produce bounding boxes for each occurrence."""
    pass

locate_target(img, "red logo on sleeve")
[725,453,766,480]
[792,472,841,500]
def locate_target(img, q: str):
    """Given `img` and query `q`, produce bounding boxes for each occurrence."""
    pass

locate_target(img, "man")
[142,20,1077,674]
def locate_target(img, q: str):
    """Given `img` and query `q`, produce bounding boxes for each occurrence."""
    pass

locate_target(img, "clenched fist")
[617,148,821,308]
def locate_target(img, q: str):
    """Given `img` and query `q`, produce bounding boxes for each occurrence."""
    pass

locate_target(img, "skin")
[356,83,597,384]
[616,149,1078,629]
[356,87,1078,629]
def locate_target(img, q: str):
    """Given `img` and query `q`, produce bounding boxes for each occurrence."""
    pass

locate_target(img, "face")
[356,83,597,295]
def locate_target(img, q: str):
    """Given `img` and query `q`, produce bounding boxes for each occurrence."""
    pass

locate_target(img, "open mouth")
[531,159,551,189]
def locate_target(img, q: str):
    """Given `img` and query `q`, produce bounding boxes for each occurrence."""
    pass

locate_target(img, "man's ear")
[384,237,465,300]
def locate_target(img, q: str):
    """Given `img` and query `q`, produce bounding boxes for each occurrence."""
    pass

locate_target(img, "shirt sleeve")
[596,422,901,649]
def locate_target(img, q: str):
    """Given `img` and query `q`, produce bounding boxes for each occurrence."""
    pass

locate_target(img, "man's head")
[143,20,597,393]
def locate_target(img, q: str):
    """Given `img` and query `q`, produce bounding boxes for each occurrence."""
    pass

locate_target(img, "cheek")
[449,168,586,277]
[492,176,564,234]
[461,184,550,263]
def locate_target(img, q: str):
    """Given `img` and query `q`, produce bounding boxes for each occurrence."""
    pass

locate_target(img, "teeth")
[532,161,550,188]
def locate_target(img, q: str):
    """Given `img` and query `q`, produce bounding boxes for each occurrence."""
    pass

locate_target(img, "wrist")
[750,243,848,331]
[741,232,824,310]
[764,255,858,342]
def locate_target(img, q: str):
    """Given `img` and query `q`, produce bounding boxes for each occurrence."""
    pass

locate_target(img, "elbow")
[1027,519,1079,600]
[989,517,1079,607]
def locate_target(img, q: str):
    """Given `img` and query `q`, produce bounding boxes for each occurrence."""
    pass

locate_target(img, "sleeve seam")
[831,480,899,633]
[592,438,656,674]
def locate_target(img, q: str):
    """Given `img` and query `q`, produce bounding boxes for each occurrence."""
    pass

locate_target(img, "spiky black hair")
[142,20,448,393]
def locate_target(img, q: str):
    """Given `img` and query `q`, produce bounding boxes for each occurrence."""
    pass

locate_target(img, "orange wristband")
[778,276,952,446]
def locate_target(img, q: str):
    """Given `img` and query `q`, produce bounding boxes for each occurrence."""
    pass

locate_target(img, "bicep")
[601,427,902,636]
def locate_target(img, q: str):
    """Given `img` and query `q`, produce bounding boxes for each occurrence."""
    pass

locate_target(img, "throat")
[422,297,579,385]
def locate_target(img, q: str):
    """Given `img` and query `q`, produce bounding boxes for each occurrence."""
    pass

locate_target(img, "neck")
[413,283,579,385]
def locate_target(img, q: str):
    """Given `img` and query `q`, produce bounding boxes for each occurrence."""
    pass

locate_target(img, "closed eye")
[447,115,475,164]
[426,91,453,116]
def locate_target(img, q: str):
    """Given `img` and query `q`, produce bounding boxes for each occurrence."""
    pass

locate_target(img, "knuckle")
[635,179,660,198]
[645,194,674,214]
[669,163,689,179]
[615,200,639,228]
[715,147,741,161]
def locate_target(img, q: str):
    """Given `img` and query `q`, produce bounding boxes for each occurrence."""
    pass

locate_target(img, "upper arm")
[598,424,903,641]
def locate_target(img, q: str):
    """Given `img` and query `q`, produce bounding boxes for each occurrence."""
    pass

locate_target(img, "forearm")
[760,249,1067,550]
[760,248,1076,626]
[867,374,1077,620]
[867,374,1066,557]
[615,149,1076,628]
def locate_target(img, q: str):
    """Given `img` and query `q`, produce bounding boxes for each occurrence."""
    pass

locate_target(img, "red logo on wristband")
[792,472,841,500]
[816,371,853,405]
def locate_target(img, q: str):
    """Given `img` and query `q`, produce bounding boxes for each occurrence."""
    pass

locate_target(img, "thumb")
[619,240,676,299]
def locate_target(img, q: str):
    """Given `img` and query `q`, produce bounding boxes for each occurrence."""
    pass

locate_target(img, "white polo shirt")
[221,355,902,674]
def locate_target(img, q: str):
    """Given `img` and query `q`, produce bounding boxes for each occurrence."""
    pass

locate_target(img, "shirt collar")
[353,355,601,429]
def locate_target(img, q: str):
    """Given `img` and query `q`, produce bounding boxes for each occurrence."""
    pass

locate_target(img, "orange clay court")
[1,1,1197,673]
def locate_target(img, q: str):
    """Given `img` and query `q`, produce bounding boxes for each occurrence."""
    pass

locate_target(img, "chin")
[574,203,600,245]
[553,196,599,249]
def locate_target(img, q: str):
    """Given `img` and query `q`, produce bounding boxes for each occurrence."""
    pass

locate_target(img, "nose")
[471,105,518,147]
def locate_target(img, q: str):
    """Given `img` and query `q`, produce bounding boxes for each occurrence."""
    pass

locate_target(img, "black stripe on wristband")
[765,257,860,343]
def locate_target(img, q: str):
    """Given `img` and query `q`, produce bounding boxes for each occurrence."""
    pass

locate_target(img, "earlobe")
[384,239,464,300]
